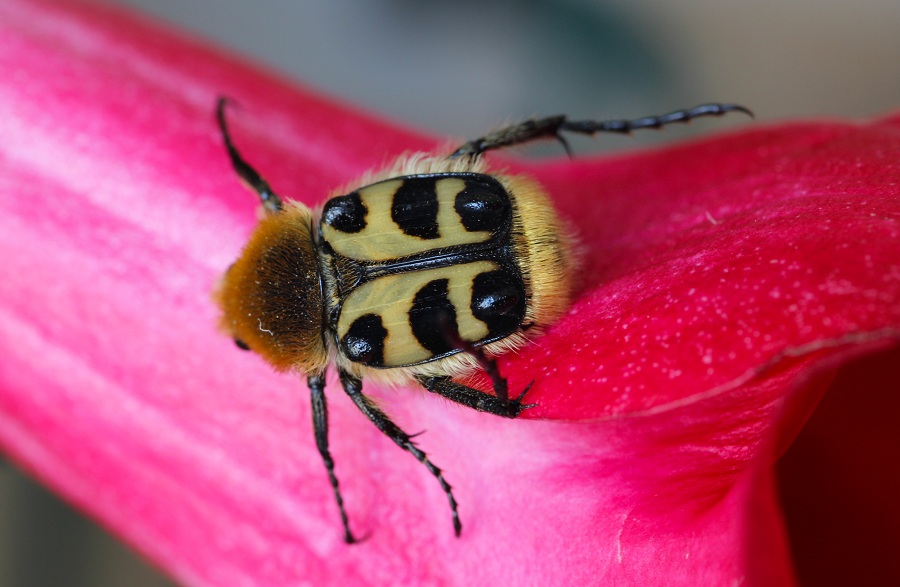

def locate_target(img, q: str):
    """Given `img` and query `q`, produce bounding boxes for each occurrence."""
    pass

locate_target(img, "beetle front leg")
[216,97,284,214]
[308,373,356,543]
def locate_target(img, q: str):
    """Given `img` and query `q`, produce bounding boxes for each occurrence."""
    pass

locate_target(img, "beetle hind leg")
[448,102,752,158]
[415,316,535,418]
[416,375,533,419]
[557,102,753,138]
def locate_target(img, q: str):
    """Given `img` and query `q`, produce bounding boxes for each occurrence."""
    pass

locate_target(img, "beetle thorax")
[214,203,328,372]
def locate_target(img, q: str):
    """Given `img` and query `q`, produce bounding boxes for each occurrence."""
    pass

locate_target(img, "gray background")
[3,1,898,585]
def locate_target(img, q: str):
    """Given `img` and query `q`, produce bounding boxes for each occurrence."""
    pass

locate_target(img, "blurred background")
[107,0,900,145]
[2,0,898,585]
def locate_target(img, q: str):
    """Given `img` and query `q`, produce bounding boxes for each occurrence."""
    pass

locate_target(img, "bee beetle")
[213,99,751,542]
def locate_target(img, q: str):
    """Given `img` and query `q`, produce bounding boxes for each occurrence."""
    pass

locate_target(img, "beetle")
[213,99,751,542]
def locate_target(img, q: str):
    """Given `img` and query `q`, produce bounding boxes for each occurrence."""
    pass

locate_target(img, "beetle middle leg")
[338,369,462,537]
[448,102,753,158]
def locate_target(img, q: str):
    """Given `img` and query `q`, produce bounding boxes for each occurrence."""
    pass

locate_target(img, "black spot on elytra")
[322,192,367,233]
[409,279,456,355]
[391,177,439,239]
[341,314,387,365]
[471,269,525,338]
[454,175,510,233]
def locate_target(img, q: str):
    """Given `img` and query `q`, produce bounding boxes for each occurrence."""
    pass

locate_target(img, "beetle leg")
[432,313,534,415]
[338,369,462,537]
[448,102,753,158]
[416,375,533,418]
[308,373,355,543]
[216,97,284,214]
[436,314,510,401]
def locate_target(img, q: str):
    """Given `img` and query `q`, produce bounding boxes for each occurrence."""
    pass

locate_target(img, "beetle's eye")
[234,338,251,351]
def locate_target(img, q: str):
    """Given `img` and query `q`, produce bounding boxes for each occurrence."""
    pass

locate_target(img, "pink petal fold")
[0,1,898,586]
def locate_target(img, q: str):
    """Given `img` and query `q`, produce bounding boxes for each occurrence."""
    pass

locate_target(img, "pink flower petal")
[518,117,900,420]
[1,1,898,586]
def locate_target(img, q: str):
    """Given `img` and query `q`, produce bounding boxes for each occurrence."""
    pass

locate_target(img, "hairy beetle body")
[213,99,751,542]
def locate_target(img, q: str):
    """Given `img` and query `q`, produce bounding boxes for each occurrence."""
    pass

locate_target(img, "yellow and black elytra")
[213,99,751,542]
